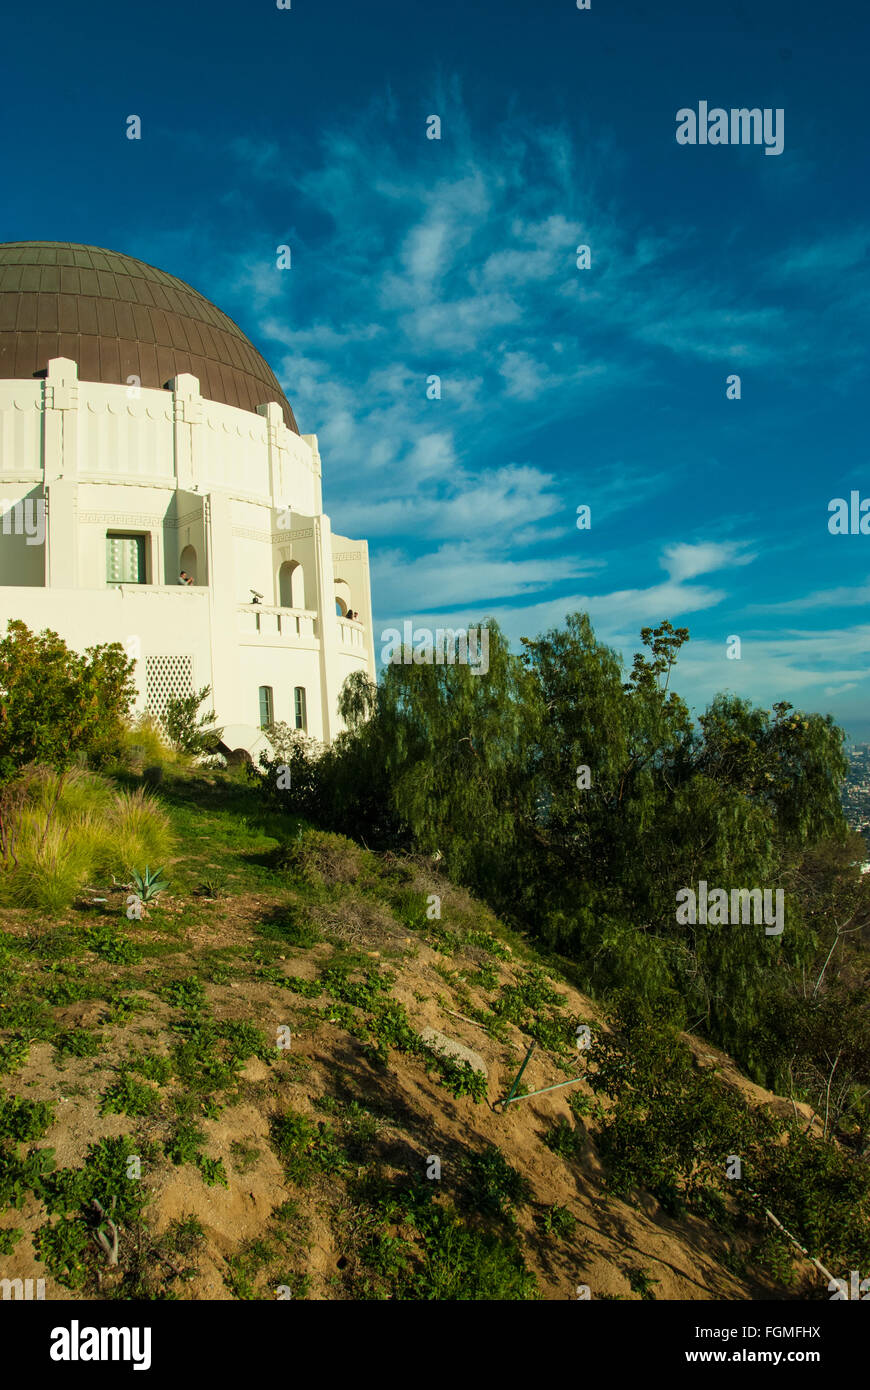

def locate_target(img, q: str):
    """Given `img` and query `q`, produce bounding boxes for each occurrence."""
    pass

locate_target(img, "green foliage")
[166,1213,205,1255]
[0,1143,55,1209]
[626,1265,660,1300]
[130,865,170,903]
[161,685,223,756]
[0,1039,29,1075]
[270,1107,348,1184]
[119,711,174,770]
[165,1119,207,1167]
[586,998,870,1273]
[0,766,173,913]
[86,921,141,964]
[196,1155,228,1187]
[0,1226,22,1254]
[160,976,207,1012]
[461,1144,533,1218]
[343,1173,538,1300]
[537,1203,577,1238]
[99,1071,159,1118]
[34,1214,92,1289]
[252,614,855,1092]
[408,1202,539,1300]
[430,1055,488,1102]
[127,1053,172,1085]
[42,1133,152,1224]
[542,1119,584,1160]
[0,1093,55,1143]
[0,620,136,781]
[53,1030,102,1060]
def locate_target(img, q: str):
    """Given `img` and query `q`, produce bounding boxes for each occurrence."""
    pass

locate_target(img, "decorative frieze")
[78,511,163,528]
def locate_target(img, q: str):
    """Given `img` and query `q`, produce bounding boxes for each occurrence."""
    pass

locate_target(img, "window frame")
[294,686,307,733]
[106,531,147,585]
[258,685,274,728]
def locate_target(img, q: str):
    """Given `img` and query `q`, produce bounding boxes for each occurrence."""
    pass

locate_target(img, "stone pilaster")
[170,373,202,493]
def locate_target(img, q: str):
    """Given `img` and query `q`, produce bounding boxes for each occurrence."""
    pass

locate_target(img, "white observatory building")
[0,241,375,757]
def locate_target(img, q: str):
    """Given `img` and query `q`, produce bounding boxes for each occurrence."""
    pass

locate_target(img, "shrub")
[161,685,223,756]
[119,712,174,769]
[274,828,365,887]
[0,620,136,781]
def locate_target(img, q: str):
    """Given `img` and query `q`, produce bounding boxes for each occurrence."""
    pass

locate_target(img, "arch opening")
[279,560,304,608]
[179,544,197,585]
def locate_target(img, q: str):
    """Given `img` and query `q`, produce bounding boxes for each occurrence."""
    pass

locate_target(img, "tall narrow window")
[106,533,146,584]
[294,686,307,732]
[259,686,274,728]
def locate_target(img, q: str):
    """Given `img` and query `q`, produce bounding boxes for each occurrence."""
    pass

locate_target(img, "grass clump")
[0,766,173,913]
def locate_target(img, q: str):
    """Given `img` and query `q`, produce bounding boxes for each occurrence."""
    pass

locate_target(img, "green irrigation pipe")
[501,1074,587,1106]
[501,1040,536,1108]
[498,1040,588,1109]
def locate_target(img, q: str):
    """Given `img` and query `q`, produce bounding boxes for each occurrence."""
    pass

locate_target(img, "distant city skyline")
[2,0,869,737]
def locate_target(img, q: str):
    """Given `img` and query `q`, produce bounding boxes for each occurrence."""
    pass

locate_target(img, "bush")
[586,997,870,1273]
[0,620,136,781]
[273,828,366,887]
[119,712,174,770]
[161,686,223,756]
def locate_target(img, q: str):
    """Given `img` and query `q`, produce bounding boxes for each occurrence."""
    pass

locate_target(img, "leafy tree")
[252,610,856,1085]
[161,685,222,756]
[0,620,135,781]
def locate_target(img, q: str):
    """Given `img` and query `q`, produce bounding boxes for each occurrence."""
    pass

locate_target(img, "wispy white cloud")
[661,541,756,583]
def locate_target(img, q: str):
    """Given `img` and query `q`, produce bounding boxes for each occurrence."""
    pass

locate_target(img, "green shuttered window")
[106,533,146,584]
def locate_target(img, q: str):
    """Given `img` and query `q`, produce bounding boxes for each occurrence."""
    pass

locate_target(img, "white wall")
[0,358,375,752]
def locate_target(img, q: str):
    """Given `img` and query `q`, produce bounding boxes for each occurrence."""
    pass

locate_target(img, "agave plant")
[130,865,170,903]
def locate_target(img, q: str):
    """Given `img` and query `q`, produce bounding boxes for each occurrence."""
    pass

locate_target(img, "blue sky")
[3,0,870,738]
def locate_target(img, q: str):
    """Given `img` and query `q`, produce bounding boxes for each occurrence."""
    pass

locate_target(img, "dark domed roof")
[0,241,298,433]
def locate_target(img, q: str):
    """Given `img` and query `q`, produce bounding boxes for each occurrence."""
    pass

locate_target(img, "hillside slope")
[0,768,823,1301]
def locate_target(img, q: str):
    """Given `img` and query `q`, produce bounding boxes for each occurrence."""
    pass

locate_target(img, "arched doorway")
[278,560,304,608]
[179,544,197,584]
[334,578,352,617]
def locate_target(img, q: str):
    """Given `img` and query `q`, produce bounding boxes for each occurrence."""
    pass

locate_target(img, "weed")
[538,1204,578,1239]
[127,1052,172,1085]
[160,977,207,1013]
[166,1213,205,1256]
[0,1226,23,1254]
[0,1039,29,1075]
[99,1071,159,1118]
[86,922,141,965]
[53,1030,102,1061]
[102,992,147,1025]
[626,1265,660,1300]
[0,1093,55,1143]
[196,1155,228,1187]
[461,1145,533,1219]
[543,1120,584,1161]
[230,1140,262,1174]
[430,1055,488,1103]
[270,1107,348,1184]
[164,1120,206,1167]
[34,1215,92,1290]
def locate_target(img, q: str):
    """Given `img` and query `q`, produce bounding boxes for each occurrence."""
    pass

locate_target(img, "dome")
[0,241,298,433]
